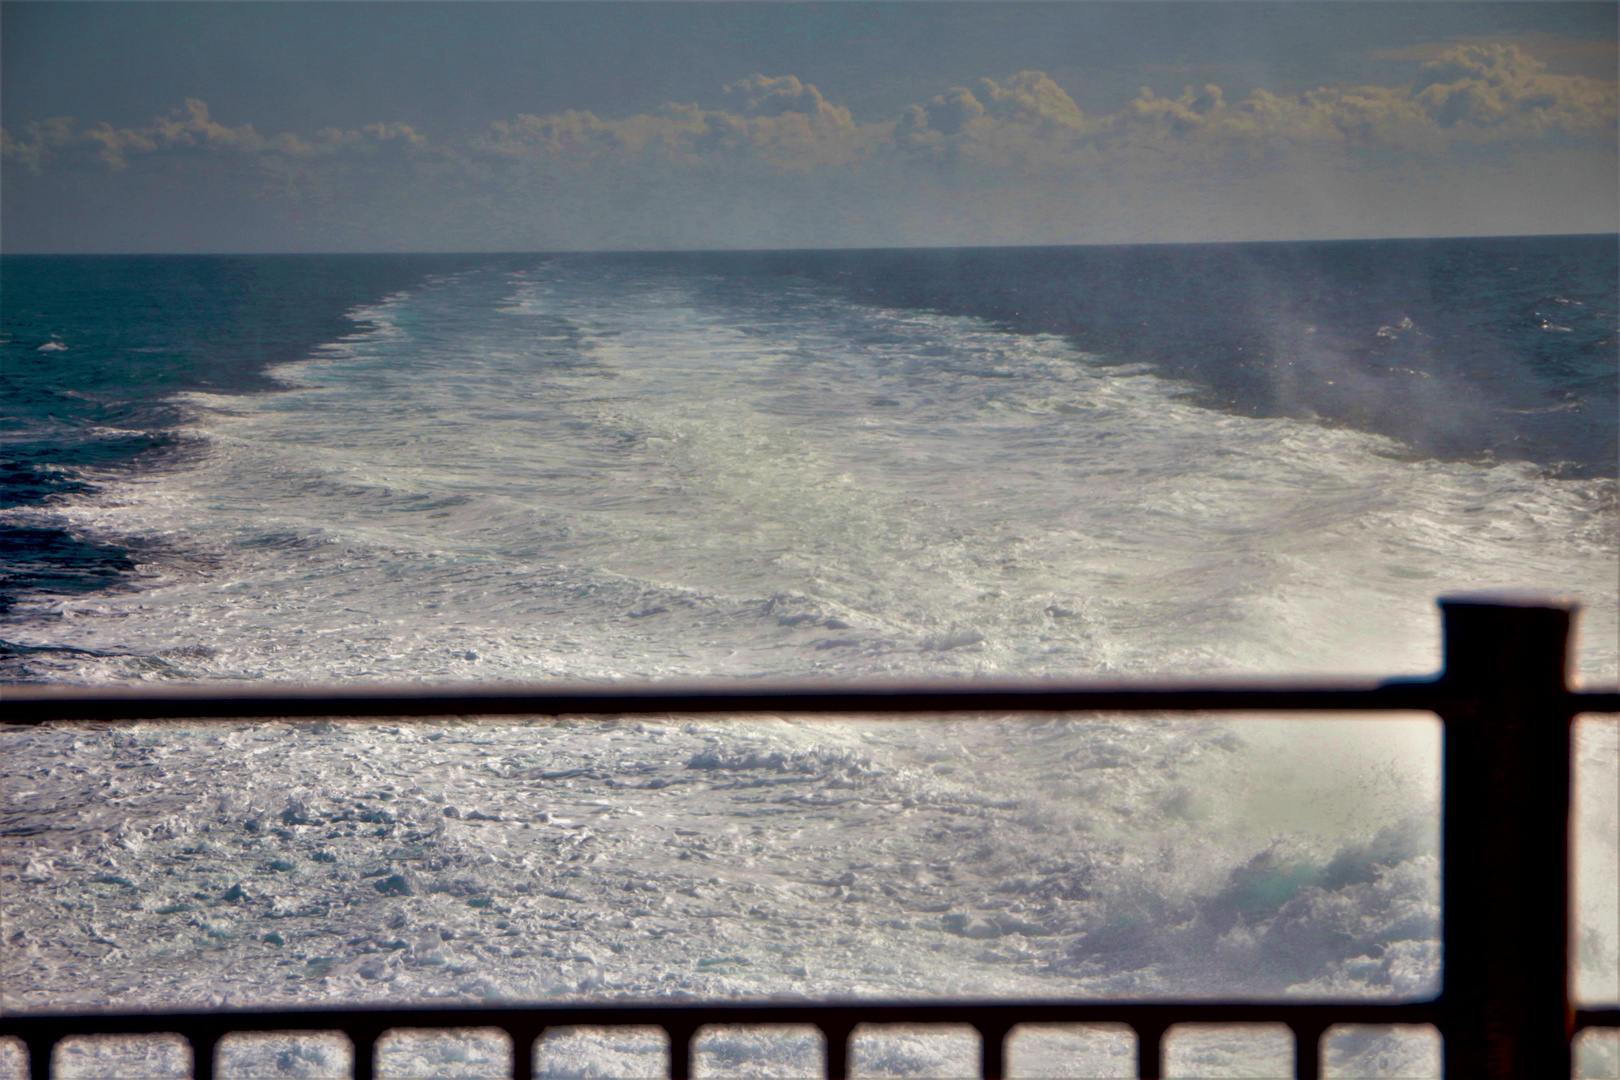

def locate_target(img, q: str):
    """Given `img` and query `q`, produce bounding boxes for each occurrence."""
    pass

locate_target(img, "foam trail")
[0,259,1612,1065]
[4,260,1613,684]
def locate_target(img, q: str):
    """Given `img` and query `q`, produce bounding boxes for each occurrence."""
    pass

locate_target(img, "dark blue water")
[652,235,1618,475]
[3,237,1615,634]
[2,254,482,611]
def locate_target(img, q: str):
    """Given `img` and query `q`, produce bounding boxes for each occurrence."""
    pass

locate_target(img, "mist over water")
[714,237,1619,476]
[0,245,1614,1075]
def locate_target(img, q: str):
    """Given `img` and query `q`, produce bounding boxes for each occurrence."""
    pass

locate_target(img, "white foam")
[2,259,1613,1040]
[7,259,1612,685]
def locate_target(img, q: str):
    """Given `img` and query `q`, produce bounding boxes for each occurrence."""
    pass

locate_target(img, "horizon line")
[4,230,1617,259]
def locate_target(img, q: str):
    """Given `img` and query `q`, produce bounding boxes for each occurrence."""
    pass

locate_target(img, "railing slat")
[820,1018,853,1080]
[506,1023,538,1080]
[1291,1018,1326,1080]
[350,1023,379,1080]
[975,1019,1010,1080]
[23,1035,51,1080]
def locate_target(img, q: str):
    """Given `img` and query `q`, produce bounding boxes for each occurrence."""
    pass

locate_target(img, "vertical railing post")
[350,1023,382,1080]
[1437,597,1575,1079]
[505,1022,541,1080]
[665,1021,697,1080]
[190,1026,219,1080]
[1133,1019,1167,1080]
[975,1019,1011,1080]
[820,1019,853,1080]
[1290,1018,1325,1080]
[23,1033,54,1080]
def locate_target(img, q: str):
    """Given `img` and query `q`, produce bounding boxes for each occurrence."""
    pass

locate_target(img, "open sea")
[1,238,1616,1077]
[3,237,1616,684]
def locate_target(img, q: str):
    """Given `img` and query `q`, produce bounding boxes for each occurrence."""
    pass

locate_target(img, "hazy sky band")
[3,2,1616,252]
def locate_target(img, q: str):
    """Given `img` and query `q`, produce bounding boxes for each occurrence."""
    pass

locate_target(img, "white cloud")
[1097,43,1614,154]
[896,72,1092,170]
[2,99,429,173]
[470,75,879,175]
[6,48,1611,182]
[885,45,1614,170]
[1412,43,1615,134]
[3,46,1613,250]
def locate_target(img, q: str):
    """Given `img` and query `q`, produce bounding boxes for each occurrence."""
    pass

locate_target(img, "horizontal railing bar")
[8,1003,1611,1038]
[5,680,1617,723]
[0,999,1444,1037]
[1581,1007,1620,1027]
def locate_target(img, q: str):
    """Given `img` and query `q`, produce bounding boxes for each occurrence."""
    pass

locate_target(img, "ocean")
[3,238,1615,683]
[1,238,1616,1077]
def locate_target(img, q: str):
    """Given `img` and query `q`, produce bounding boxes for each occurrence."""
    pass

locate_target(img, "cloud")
[2,98,428,173]
[6,47,1611,184]
[884,45,1614,172]
[3,47,1613,250]
[1,116,77,172]
[474,106,704,165]
[471,75,878,174]
[1098,44,1613,154]
[1372,34,1619,81]
[897,72,1091,169]
[710,74,877,170]
[1412,43,1615,134]
[726,73,845,124]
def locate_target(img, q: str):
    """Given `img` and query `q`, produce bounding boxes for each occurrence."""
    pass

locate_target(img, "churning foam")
[9,260,1613,685]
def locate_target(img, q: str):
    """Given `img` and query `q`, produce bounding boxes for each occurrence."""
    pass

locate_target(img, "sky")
[2,2,1616,253]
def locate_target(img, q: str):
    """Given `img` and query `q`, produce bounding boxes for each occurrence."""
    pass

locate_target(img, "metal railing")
[4,598,1618,1079]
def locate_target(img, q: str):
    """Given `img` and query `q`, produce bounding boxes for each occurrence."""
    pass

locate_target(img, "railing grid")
[4,599,1618,1080]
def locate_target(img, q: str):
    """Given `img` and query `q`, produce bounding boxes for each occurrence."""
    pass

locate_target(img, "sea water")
[4,242,1614,683]
[2,240,1615,1077]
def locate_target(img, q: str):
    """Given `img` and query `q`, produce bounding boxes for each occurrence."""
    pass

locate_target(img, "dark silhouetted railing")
[4,598,1618,1079]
